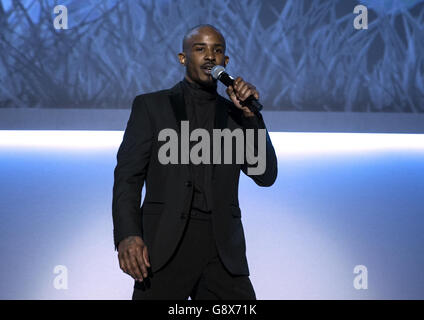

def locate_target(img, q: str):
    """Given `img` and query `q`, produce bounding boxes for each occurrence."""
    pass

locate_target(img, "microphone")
[211,65,263,114]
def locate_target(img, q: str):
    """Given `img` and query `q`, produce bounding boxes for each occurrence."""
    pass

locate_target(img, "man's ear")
[178,52,186,66]
[224,55,229,67]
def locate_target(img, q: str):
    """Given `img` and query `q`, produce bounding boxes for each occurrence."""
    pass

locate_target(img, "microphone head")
[211,65,226,80]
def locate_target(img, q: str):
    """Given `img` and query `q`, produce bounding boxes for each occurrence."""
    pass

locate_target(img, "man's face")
[178,27,229,87]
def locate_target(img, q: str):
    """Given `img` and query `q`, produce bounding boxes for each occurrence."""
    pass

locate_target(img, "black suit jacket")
[112,81,277,276]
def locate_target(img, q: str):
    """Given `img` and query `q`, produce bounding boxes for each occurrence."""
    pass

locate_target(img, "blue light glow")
[0,131,423,299]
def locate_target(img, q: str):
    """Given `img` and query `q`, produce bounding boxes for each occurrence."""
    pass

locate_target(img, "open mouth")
[202,65,215,74]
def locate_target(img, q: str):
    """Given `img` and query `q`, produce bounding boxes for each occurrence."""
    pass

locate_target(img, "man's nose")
[204,48,216,61]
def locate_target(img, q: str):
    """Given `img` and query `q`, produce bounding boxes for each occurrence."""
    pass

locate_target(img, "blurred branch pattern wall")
[0,0,423,111]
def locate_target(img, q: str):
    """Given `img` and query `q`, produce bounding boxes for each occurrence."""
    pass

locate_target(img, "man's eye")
[196,47,204,51]
[215,49,222,53]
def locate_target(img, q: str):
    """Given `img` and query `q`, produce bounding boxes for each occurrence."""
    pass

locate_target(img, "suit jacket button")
[185,181,192,187]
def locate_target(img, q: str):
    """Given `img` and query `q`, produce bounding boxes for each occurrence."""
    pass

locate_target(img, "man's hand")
[226,77,259,117]
[118,236,150,282]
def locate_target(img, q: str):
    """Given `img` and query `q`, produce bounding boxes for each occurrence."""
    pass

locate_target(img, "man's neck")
[184,76,217,92]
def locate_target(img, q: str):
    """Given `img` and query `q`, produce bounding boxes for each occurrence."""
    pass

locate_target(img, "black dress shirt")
[181,78,217,213]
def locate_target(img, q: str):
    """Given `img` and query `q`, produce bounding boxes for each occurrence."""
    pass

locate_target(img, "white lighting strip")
[0,130,124,149]
[0,131,423,153]
[269,132,424,155]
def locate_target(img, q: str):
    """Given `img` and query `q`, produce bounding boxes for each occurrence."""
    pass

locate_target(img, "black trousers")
[132,209,256,300]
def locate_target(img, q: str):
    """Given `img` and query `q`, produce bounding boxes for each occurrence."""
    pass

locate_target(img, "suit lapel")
[168,82,188,134]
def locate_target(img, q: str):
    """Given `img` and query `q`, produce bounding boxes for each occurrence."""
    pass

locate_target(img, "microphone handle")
[218,73,263,114]
[242,96,263,113]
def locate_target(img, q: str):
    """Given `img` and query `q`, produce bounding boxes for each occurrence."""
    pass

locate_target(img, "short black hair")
[182,24,226,52]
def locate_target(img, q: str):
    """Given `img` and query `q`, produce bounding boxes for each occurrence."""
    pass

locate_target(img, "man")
[112,24,277,300]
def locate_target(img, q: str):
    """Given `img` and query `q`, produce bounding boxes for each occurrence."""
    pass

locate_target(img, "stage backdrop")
[0,0,423,111]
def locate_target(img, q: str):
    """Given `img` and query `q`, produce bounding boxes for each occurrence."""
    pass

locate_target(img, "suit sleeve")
[240,112,278,187]
[112,96,153,250]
